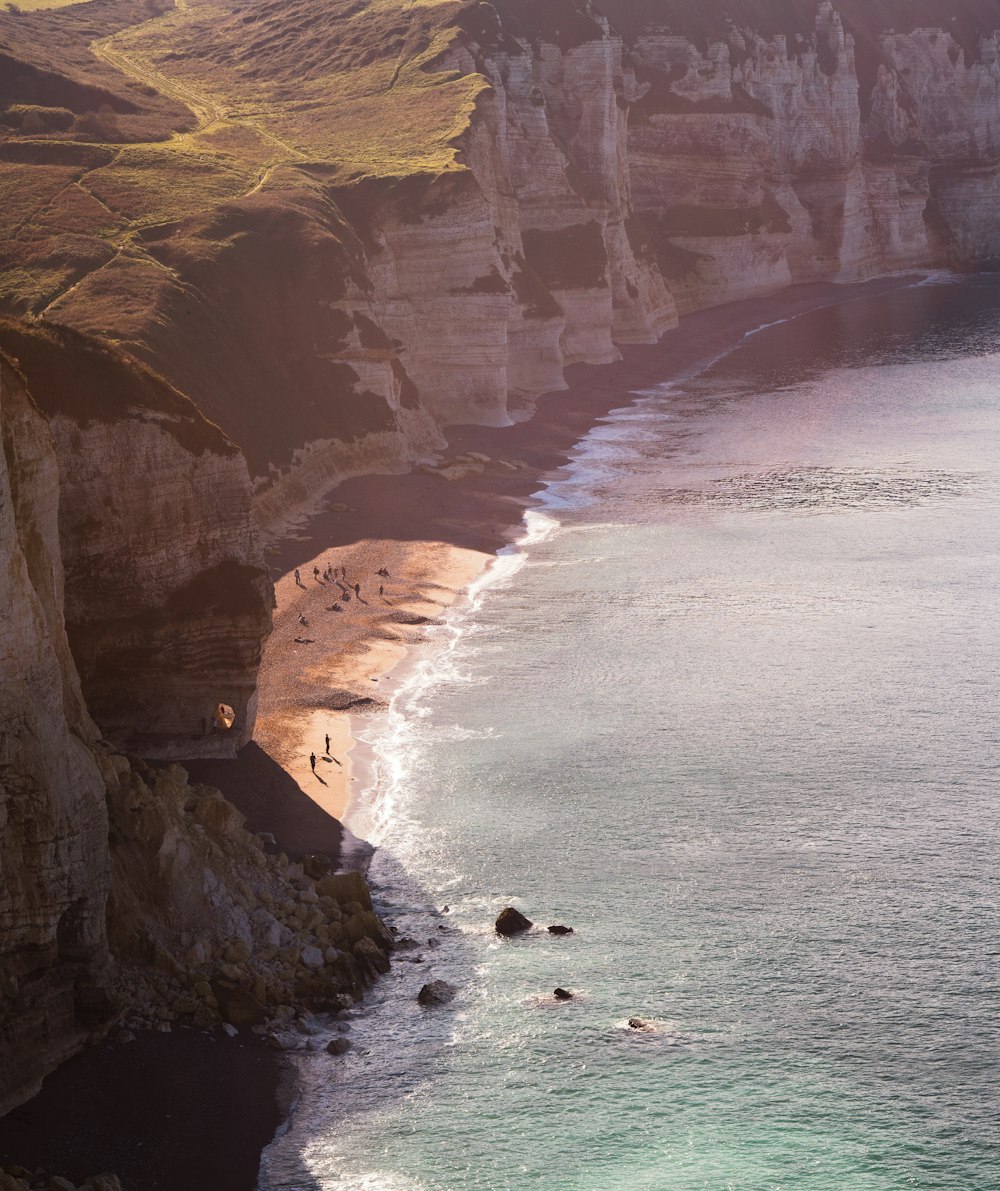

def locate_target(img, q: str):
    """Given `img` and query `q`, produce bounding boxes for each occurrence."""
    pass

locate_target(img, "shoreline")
[0,272,935,1191]
[235,271,933,847]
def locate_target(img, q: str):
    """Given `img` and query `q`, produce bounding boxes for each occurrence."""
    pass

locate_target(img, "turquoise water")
[263,276,1000,1191]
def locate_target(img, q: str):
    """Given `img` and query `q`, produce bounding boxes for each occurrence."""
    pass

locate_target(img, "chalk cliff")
[3,0,1000,1116]
[0,357,113,1114]
[0,321,273,760]
[0,349,384,1113]
[5,0,999,528]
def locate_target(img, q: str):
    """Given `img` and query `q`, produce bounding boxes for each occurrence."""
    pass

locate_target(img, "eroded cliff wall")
[0,352,388,1112]
[0,321,273,760]
[0,358,114,1115]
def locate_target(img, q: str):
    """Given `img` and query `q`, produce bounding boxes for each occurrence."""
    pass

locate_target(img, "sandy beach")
[191,273,927,867]
[0,275,928,1191]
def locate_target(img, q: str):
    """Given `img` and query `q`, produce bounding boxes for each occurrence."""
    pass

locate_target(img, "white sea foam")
[916,269,963,287]
[351,506,563,851]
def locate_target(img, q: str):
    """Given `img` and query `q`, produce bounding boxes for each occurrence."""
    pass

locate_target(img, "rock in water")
[553,988,573,1001]
[495,907,533,936]
[417,980,456,1007]
[326,1037,351,1056]
[548,924,574,936]
[628,1017,651,1031]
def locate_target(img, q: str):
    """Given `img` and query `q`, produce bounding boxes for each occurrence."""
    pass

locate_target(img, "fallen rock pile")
[95,755,394,1041]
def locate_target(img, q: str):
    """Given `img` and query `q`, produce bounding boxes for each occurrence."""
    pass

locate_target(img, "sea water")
[262,275,1000,1191]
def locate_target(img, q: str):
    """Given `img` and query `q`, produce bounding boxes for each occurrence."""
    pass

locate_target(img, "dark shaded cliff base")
[185,742,348,864]
[0,1029,293,1191]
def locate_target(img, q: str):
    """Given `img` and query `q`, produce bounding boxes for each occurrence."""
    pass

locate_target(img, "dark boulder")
[628,1017,651,1031]
[303,852,333,880]
[547,924,574,936]
[495,907,533,936]
[211,980,266,1028]
[553,988,573,1001]
[325,1036,351,1056]
[417,980,456,1007]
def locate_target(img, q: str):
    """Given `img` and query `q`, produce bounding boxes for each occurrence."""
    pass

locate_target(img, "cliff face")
[0,358,114,1115]
[0,352,383,1112]
[622,3,1000,312]
[0,322,273,760]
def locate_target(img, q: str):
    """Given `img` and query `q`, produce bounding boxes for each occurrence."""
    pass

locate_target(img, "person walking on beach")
[354,582,361,596]
[325,733,331,755]
[313,566,321,581]
[294,568,301,586]
[379,584,384,598]
[310,752,316,772]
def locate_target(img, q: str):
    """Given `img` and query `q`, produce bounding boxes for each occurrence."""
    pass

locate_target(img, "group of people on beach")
[294,561,394,776]
[291,562,391,621]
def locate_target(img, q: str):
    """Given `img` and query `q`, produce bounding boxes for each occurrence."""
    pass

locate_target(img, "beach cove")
[193,274,932,855]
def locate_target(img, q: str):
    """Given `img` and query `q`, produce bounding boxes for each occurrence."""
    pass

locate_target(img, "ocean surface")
[263,275,1000,1191]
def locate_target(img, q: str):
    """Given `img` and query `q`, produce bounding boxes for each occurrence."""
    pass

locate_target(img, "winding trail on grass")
[91,33,228,130]
[29,15,308,317]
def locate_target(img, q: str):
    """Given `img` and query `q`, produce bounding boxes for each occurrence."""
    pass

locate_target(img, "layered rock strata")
[0,321,272,760]
[0,358,114,1115]
[620,1,1000,311]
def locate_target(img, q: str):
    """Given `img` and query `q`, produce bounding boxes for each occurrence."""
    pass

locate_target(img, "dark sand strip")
[0,1031,294,1191]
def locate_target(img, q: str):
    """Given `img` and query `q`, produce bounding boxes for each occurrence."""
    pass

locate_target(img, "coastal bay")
[264,271,1000,1190]
[0,275,930,1190]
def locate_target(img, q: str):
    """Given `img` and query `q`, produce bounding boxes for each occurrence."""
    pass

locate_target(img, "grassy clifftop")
[0,0,492,321]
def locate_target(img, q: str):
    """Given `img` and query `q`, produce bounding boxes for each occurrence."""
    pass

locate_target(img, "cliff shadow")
[0,1028,293,1191]
[183,744,371,871]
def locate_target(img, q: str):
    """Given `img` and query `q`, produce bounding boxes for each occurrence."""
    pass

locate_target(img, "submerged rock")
[417,980,456,1007]
[495,907,532,936]
[547,924,574,936]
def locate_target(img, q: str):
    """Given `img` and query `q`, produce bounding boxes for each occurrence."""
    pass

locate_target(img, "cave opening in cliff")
[56,899,91,964]
[212,703,236,732]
